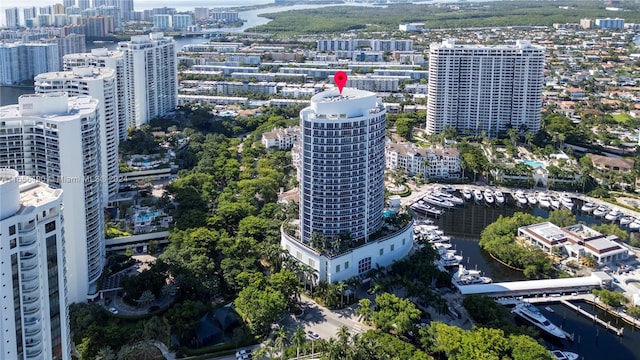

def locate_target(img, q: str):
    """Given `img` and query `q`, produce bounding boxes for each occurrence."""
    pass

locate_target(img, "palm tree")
[273,327,290,360]
[325,338,340,360]
[292,327,306,358]
[337,325,351,346]
[137,290,156,308]
[95,346,115,360]
[344,277,361,304]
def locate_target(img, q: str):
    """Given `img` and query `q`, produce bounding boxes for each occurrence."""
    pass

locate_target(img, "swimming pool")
[136,211,160,223]
[383,210,396,217]
[522,160,545,169]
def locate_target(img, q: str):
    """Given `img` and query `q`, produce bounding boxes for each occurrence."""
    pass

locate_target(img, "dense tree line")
[250,1,640,34]
[479,212,557,279]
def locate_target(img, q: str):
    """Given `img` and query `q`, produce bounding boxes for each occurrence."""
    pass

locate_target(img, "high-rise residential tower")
[0,93,104,303]
[426,39,545,137]
[118,32,177,128]
[4,7,20,28]
[63,48,127,140]
[281,88,413,283]
[0,169,71,360]
[35,67,120,200]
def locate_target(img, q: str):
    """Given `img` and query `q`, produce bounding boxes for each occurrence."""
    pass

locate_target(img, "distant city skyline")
[0,0,271,11]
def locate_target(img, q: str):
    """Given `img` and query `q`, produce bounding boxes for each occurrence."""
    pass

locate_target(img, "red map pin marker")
[334,71,348,94]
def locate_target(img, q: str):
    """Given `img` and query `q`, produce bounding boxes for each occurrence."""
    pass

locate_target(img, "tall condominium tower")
[0,169,71,360]
[281,88,413,283]
[4,7,19,28]
[118,32,177,128]
[0,43,59,86]
[35,67,120,200]
[63,48,127,140]
[426,40,545,137]
[0,93,104,303]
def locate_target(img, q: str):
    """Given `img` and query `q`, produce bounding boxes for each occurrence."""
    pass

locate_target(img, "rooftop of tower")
[0,93,98,120]
[19,181,62,207]
[307,88,384,119]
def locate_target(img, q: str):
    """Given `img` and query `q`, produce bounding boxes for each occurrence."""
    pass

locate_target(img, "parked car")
[307,330,320,340]
[109,307,119,314]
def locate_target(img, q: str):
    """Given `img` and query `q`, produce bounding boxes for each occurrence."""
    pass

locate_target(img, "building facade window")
[358,257,372,274]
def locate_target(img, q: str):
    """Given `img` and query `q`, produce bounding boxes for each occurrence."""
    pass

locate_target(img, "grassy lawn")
[612,112,631,123]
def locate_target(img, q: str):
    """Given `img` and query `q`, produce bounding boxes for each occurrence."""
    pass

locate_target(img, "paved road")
[281,295,371,341]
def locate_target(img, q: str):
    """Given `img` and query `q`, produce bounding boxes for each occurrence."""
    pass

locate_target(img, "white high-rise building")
[0,93,104,303]
[5,7,19,28]
[118,32,177,127]
[35,67,120,199]
[153,14,172,30]
[281,88,413,283]
[172,14,192,31]
[426,39,545,137]
[0,169,71,360]
[0,42,59,86]
[63,48,127,141]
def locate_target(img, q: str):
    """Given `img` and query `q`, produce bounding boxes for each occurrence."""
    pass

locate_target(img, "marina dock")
[560,300,624,336]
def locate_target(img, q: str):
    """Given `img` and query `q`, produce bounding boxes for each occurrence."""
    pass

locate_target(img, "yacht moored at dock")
[494,190,505,205]
[511,302,567,340]
[581,202,596,213]
[551,350,578,360]
[515,190,528,206]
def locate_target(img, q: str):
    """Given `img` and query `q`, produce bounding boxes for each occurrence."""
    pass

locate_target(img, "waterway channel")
[419,193,639,360]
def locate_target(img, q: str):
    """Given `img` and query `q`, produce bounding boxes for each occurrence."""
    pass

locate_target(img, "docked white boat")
[439,252,463,267]
[461,187,473,201]
[514,190,528,206]
[422,194,456,209]
[453,265,492,285]
[435,191,464,205]
[538,193,551,208]
[620,216,635,226]
[580,201,596,213]
[483,189,495,205]
[630,220,640,231]
[593,205,609,217]
[410,203,444,217]
[559,193,574,209]
[432,242,452,250]
[550,196,561,210]
[605,209,623,222]
[473,189,483,202]
[511,302,567,339]
[551,350,578,360]
[526,193,538,206]
[494,190,505,205]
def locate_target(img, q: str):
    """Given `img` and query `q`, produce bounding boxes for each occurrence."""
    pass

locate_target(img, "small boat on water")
[514,190,528,206]
[551,350,579,360]
[620,216,635,226]
[435,191,464,205]
[439,252,463,267]
[605,209,623,222]
[544,306,554,313]
[526,193,537,206]
[473,189,483,203]
[461,187,472,201]
[453,264,492,285]
[593,205,609,217]
[559,193,573,210]
[483,189,495,205]
[494,190,505,205]
[538,193,551,209]
[511,302,567,339]
[422,194,456,209]
[580,201,596,213]
[410,203,444,217]
[550,196,561,210]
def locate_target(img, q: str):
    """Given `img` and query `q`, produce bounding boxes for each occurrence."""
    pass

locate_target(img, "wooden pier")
[560,300,624,336]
